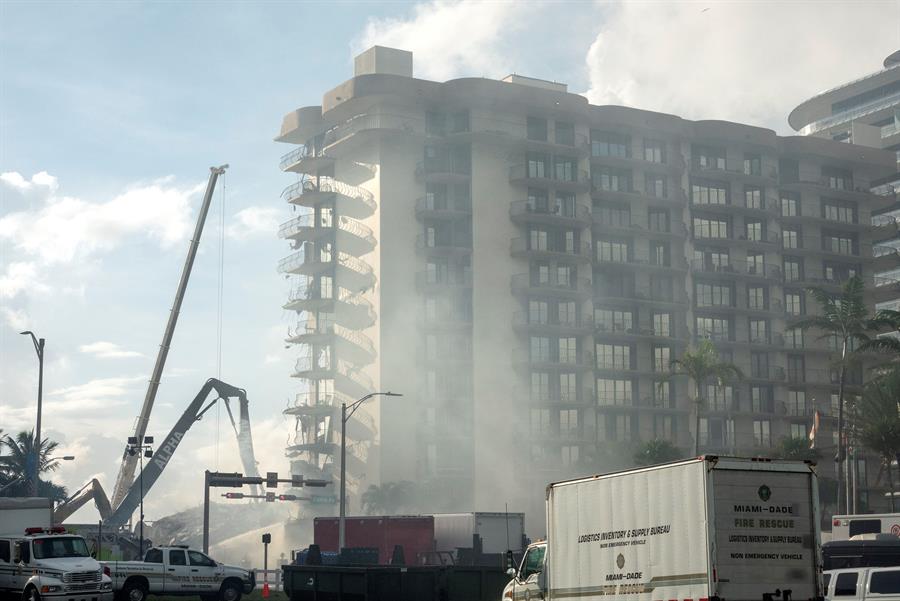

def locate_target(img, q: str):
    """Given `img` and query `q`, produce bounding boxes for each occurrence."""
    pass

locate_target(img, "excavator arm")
[100,378,260,528]
[54,479,112,523]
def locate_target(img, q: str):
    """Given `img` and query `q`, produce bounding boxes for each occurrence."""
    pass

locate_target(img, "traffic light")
[266,472,278,488]
[262,533,271,544]
[278,494,298,501]
[223,493,245,499]
[265,492,276,503]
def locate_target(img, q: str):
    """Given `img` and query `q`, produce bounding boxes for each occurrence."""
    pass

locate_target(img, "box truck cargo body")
[830,514,900,542]
[433,512,525,555]
[503,457,823,601]
[0,497,52,535]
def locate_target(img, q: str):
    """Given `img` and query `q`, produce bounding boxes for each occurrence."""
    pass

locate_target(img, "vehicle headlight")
[101,582,113,590]
[41,585,61,593]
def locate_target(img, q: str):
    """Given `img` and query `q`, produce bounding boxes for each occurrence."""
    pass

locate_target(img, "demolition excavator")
[54,165,262,529]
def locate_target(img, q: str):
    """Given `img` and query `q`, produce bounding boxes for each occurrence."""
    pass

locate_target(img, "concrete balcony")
[414,268,473,292]
[689,259,782,280]
[590,151,683,175]
[321,113,422,155]
[415,195,472,220]
[593,254,688,272]
[279,145,335,174]
[510,237,592,263]
[415,234,472,256]
[281,177,376,219]
[509,164,590,192]
[509,200,591,228]
[512,311,593,336]
[286,323,376,363]
[291,356,374,398]
[285,440,365,474]
[277,248,375,292]
[513,349,595,373]
[511,273,592,299]
[278,214,376,256]
[518,131,590,156]
[689,162,779,185]
[415,160,471,184]
[283,393,376,442]
[283,286,376,329]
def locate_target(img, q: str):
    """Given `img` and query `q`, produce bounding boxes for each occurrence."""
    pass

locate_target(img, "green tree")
[789,276,899,513]
[0,430,68,502]
[670,339,743,456]
[773,436,821,462]
[633,439,684,466]
[855,370,900,511]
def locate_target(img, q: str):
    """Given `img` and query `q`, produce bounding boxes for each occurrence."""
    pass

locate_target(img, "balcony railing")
[415,268,473,288]
[512,273,591,293]
[690,259,782,279]
[277,214,375,246]
[511,237,592,259]
[415,195,472,215]
[321,113,420,148]
[513,311,592,329]
[279,145,333,170]
[509,164,590,186]
[416,234,473,251]
[281,177,376,210]
[293,356,374,390]
[510,200,591,221]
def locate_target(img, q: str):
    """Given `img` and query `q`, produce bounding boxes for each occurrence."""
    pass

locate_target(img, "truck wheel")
[22,587,40,601]
[219,581,242,601]
[122,580,148,601]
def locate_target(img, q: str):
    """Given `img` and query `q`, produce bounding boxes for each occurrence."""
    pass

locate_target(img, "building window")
[529,300,549,324]
[595,204,630,227]
[597,378,633,406]
[823,166,852,190]
[646,174,667,198]
[592,131,630,157]
[752,386,773,413]
[747,253,764,275]
[748,286,766,310]
[751,351,769,378]
[787,354,805,383]
[319,275,333,299]
[554,156,577,182]
[781,192,799,217]
[527,116,548,141]
[648,209,669,233]
[746,220,763,241]
[644,140,665,163]
[597,239,630,262]
[555,121,575,146]
[790,423,806,439]
[744,186,762,209]
[559,337,577,364]
[691,181,729,205]
[529,228,548,251]
[693,217,729,239]
[701,417,735,448]
[707,384,734,411]
[599,414,633,442]
[653,345,671,372]
[653,415,675,438]
[824,262,859,283]
[527,152,548,178]
[650,275,673,300]
[784,257,802,282]
[561,445,580,466]
[786,328,803,349]
[653,312,671,337]
[559,373,578,401]
[560,409,579,436]
[653,381,671,407]
[693,145,726,170]
[558,301,576,326]
[696,282,733,307]
[753,419,772,447]
[593,167,632,191]
[749,319,769,343]
[651,242,669,266]
[782,228,800,249]
[823,200,857,224]
[530,336,551,362]
[530,408,551,435]
[824,233,855,255]
[531,372,550,400]
[696,316,731,341]
[596,343,632,370]
[785,291,803,315]
[787,390,807,417]
[744,154,762,176]
[596,308,633,332]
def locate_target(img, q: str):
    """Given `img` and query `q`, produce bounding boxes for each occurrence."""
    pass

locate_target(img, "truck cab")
[502,541,546,601]
[0,527,113,601]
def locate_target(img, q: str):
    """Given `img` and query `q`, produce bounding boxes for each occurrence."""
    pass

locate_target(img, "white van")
[825,567,900,600]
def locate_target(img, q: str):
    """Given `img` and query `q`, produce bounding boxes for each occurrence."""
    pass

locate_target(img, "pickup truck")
[825,567,900,600]
[102,546,254,601]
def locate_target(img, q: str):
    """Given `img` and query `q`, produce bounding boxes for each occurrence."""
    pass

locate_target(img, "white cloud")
[48,374,145,407]
[0,261,49,299]
[0,173,201,267]
[264,354,282,364]
[0,305,29,330]
[226,206,281,241]
[584,1,900,133]
[0,171,58,195]
[79,341,145,359]
[354,0,529,81]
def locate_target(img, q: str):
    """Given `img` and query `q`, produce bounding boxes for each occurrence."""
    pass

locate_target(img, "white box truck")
[503,456,823,601]
[0,497,52,534]
[830,514,900,542]
[434,512,526,555]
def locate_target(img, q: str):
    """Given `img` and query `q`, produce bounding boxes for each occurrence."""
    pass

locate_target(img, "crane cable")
[215,173,226,470]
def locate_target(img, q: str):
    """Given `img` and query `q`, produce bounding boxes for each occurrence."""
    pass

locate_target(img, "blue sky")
[1,0,897,522]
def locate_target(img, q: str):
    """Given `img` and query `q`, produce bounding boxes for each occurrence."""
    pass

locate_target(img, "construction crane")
[54,378,261,526]
[110,165,228,512]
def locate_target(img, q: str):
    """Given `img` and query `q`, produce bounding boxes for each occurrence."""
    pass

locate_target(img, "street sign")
[266,472,278,488]
[309,495,337,505]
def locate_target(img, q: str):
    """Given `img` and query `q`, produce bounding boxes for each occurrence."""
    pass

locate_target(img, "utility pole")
[20,332,44,496]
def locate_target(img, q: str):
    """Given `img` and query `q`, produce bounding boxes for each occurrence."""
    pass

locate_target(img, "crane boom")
[110,165,228,511]
[105,378,259,528]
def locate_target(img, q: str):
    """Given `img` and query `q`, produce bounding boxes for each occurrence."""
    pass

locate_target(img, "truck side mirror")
[15,542,30,564]
[506,568,516,579]
[505,550,514,570]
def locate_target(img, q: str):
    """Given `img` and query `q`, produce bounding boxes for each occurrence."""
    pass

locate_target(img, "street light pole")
[20,331,44,497]
[126,437,153,559]
[338,391,402,551]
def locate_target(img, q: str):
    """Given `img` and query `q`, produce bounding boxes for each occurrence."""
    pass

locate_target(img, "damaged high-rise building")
[276,46,898,533]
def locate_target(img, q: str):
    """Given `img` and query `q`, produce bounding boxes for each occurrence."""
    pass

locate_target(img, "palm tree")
[360,481,416,515]
[0,430,68,502]
[774,436,821,462]
[855,370,900,511]
[670,339,743,456]
[633,439,684,466]
[788,275,898,513]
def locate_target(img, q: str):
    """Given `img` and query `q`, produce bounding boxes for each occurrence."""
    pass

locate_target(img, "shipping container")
[313,516,435,565]
[433,512,525,555]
